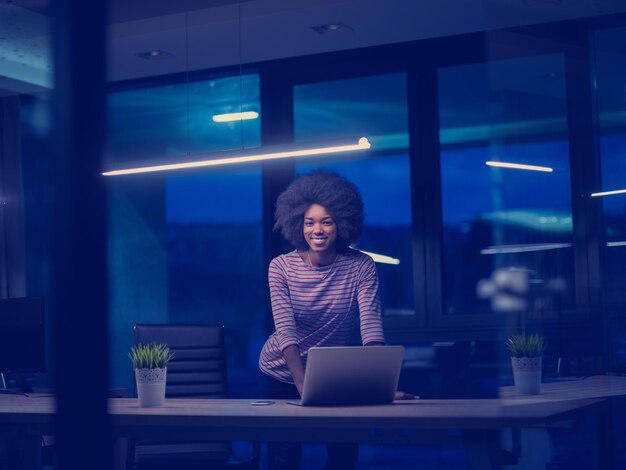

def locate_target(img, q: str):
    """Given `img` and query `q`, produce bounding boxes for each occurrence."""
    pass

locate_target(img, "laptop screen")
[298,345,404,406]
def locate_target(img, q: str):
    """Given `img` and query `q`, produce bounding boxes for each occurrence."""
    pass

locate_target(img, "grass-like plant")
[507,333,546,358]
[129,343,174,369]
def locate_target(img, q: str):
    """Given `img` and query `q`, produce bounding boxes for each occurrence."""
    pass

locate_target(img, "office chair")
[131,324,259,470]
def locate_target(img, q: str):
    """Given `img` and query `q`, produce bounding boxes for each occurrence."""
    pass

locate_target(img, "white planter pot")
[511,357,542,395]
[135,367,167,407]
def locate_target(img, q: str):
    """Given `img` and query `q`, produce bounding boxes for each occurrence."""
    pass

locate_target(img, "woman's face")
[303,204,337,253]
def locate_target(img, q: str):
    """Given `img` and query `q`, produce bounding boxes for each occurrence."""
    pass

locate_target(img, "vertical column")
[565,37,606,367]
[260,64,295,335]
[51,1,110,469]
[0,96,26,298]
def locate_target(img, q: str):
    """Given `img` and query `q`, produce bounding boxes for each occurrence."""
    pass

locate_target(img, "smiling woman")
[258,170,398,470]
[294,72,415,318]
[302,204,338,264]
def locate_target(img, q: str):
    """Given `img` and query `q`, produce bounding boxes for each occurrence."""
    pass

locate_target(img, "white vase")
[135,367,167,407]
[511,356,542,395]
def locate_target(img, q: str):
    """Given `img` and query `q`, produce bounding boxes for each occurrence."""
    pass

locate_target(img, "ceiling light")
[134,50,174,60]
[480,243,571,254]
[591,188,626,197]
[103,137,371,176]
[486,161,553,172]
[311,23,353,35]
[212,111,259,123]
[357,249,400,265]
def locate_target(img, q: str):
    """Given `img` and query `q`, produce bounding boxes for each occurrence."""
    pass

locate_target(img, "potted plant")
[129,343,174,407]
[507,333,546,395]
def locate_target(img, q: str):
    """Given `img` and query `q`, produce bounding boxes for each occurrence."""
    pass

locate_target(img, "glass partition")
[294,73,415,319]
[592,26,626,373]
[107,73,260,164]
[106,74,264,396]
[438,54,575,317]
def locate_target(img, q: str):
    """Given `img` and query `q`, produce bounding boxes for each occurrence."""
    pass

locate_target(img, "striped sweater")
[259,249,385,383]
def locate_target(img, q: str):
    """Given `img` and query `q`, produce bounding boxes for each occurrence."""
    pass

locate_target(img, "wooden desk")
[500,375,626,469]
[500,374,626,400]
[0,381,614,469]
[0,395,605,440]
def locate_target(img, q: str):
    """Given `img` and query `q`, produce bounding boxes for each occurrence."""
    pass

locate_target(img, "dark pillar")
[51,1,110,469]
[0,96,26,298]
[260,64,295,335]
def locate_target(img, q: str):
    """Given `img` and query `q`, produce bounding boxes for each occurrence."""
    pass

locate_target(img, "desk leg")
[596,402,613,470]
[0,433,41,470]
[461,430,501,470]
[111,437,128,470]
[24,437,41,470]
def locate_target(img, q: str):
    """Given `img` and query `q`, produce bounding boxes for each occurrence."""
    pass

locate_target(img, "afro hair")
[274,171,364,252]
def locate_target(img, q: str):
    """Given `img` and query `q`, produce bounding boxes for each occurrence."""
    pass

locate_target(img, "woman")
[258,171,412,470]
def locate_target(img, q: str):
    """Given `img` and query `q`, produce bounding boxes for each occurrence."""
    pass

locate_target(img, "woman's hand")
[395,390,419,400]
[282,344,306,397]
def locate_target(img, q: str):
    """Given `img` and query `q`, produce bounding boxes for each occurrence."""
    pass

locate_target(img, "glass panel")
[438,54,575,315]
[593,26,626,372]
[294,73,414,317]
[106,74,263,396]
[166,168,264,396]
[107,73,260,165]
[10,3,53,392]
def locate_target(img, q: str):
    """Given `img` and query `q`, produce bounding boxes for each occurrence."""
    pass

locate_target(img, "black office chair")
[131,324,259,470]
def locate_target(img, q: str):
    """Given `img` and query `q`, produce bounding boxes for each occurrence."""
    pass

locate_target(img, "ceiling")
[2,0,626,95]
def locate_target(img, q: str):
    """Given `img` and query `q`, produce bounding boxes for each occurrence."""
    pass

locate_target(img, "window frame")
[256,22,607,342]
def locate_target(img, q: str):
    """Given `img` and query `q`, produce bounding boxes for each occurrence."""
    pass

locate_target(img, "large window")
[107,73,260,164]
[293,73,415,319]
[593,26,626,371]
[438,54,575,317]
[166,169,264,395]
[106,74,264,396]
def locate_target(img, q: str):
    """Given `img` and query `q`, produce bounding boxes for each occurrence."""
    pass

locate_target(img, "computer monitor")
[0,296,45,392]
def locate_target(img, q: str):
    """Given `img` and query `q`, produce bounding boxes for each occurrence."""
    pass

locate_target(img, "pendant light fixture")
[102,137,371,176]
[102,5,372,177]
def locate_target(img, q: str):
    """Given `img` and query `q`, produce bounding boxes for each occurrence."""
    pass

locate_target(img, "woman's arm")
[269,259,299,351]
[268,258,305,394]
[356,257,385,345]
[282,344,306,396]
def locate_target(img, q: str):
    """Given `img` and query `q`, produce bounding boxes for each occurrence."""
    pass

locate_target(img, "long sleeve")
[260,250,383,383]
[357,256,385,345]
[268,257,299,351]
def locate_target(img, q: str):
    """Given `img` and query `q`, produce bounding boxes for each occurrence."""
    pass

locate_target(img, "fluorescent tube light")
[102,137,371,176]
[358,249,400,265]
[480,243,572,255]
[212,111,259,122]
[486,161,553,172]
[591,188,626,197]
[607,241,626,247]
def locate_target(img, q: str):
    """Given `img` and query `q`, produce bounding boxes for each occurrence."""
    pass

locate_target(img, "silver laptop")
[290,345,404,406]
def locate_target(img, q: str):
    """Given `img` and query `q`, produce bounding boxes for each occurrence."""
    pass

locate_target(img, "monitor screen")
[0,297,45,373]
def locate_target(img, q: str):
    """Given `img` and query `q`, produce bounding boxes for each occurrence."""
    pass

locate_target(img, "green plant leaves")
[507,333,546,358]
[129,343,175,369]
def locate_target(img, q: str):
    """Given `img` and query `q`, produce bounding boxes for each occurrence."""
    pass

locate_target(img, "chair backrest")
[134,324,229,398]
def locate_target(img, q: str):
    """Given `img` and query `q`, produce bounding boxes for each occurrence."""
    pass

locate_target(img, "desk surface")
[0,393,606,442]
[1,375,622,442]
[500,374,626,400]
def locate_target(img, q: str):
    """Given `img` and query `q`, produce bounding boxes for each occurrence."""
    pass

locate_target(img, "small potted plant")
[507,333,546,395]
[129,343,174,407]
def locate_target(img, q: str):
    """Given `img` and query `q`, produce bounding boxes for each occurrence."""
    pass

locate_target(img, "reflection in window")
[438,55,575,315]
[294,73,414,317]
[166,168,264,396]
[106,73,263,395]
[107,74,260,164]
[593,26,626,371]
